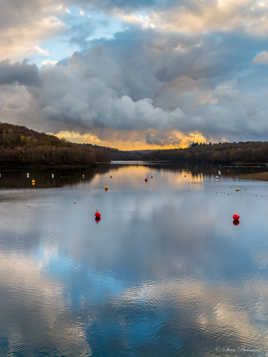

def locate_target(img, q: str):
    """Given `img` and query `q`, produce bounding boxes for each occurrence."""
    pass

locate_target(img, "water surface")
[0,164,267,356]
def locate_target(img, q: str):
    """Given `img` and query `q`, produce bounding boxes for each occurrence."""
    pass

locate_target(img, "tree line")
[141,142,268,163]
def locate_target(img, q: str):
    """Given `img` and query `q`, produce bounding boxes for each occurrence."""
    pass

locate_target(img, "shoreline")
[1,161,268,182]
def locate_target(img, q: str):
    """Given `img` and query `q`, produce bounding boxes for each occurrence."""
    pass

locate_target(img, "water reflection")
[0,166,110,189]
[0,252,91,356]
[0,164,267,356]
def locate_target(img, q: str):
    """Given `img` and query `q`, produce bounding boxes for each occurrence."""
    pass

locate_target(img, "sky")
[1,0,268,149]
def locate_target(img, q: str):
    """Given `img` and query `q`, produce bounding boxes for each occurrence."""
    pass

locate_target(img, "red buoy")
[233,214,240,221]
[95,211,101,219]
[226,169,230,174]
[145,178,148,183]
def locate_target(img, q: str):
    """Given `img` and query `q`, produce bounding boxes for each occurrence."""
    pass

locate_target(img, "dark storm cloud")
[2,0,268,141]
[19,26,268,140]
[0,61,40,86]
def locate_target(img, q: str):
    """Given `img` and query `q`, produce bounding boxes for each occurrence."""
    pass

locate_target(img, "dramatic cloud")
[17,28,267,141]
[1,0,268,147]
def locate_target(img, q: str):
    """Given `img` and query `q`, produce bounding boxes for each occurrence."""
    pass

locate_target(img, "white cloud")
[34,46,49,56]
[121,278,268,349]
[0,1,65,61]
[253,51,268,64]
[114,10,156,29]
[41,59,58,66]
[116,0,268,36]
[0,251,92,356]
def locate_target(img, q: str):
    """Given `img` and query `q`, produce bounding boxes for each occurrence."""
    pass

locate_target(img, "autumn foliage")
[0,123,110,166]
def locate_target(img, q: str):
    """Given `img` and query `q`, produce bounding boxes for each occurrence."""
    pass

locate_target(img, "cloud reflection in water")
[0,165,267,355]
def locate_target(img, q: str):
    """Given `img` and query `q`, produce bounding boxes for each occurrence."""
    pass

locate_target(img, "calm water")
[0,164,268,356]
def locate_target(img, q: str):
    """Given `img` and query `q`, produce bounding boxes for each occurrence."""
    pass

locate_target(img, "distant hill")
[0,123,110,167]
[82,144,147,161]
[105,141,268,164]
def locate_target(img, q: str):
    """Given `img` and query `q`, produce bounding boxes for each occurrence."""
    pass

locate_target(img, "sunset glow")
[54,129,208,150]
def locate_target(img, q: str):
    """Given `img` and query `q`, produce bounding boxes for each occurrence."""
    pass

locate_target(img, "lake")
[0,163,267,356]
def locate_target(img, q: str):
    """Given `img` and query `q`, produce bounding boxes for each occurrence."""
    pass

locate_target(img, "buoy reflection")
[233,219,240,226]
[95,216,101,223]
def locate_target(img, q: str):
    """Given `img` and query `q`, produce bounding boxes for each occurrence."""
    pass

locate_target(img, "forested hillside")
[0,123,110,166]
[141,142,268,164]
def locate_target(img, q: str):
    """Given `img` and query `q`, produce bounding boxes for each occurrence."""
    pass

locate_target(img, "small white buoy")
[51,173,54,179]
[26,172,30,178]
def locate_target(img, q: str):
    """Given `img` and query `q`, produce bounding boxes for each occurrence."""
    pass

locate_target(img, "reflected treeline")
[1,163,268,189]
[0,166,110,189]
[110,162,268,180]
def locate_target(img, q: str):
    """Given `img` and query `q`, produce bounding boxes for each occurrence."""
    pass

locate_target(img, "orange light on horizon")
[52,129,210,151]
